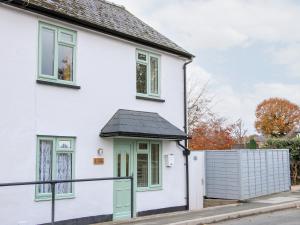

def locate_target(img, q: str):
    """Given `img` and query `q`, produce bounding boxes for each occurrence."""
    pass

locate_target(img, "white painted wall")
[0,4,189,225]
[189,151,205,211]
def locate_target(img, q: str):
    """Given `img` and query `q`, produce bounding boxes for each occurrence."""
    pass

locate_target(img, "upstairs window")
[38,22,77,84]
[136,50,160,98]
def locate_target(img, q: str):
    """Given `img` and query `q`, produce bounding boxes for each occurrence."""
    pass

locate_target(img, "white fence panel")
[204,149,290,200]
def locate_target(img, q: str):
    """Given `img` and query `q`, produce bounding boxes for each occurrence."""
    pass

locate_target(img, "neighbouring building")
[295,129,300,138]
[0,0,196,225]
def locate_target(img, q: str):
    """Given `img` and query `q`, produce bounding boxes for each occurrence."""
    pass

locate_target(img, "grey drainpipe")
[177,141,191,210]
[181,59,193,210]
[183,59,193,147]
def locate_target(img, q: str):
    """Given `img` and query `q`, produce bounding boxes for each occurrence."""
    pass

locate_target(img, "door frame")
[113,139,136,220]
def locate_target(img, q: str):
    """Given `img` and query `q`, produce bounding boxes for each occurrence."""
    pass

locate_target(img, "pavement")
[94,191,300,225]
[291,185,300,192]
[210,208,300,225]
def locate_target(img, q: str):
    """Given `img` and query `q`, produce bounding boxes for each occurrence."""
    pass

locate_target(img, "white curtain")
[39,140,52,193]
[56,153,72,194]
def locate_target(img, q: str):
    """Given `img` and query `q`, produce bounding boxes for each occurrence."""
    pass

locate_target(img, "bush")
[264,138,300,185]
[246,138,257,149]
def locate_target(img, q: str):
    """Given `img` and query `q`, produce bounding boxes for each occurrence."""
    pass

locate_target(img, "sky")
[113,0,300,134]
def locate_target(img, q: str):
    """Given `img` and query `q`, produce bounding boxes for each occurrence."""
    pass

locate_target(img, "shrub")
[264,138,300,185]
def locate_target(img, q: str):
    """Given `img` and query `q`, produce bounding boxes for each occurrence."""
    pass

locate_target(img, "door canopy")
[100,109,188,140]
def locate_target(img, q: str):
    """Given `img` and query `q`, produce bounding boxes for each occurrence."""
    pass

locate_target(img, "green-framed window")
[38,22,77,85]
[136,50,161,98]
[36,136,75,200]
[136,141,162,191]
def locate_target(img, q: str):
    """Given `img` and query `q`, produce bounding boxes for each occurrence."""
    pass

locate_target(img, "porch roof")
[100,109,188,140]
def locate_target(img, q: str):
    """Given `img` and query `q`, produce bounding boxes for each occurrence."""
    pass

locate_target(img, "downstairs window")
[36,136,75,200]
[136,141,162,191]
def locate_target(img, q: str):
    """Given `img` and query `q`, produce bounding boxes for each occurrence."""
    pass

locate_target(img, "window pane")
[150,57,159,94]
[58,45,73,81]
[56,153,72,194]
[38,140,53,194]
[151,144,160,185]
[138,143,148,150]
[61,32,73,43]
[117,153,121,177]
[136,63,147,94]
[41,28,55,76]
[126,153,129,177]
[58,140,71,149]
[138,53,147,61]
[137,154,148,187]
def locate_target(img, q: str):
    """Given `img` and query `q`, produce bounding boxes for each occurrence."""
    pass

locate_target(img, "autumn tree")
[255,98,300,137]
[230,119,248,144]
[187,80,214,133]
[187,79,247,150]
[189,116,236,150]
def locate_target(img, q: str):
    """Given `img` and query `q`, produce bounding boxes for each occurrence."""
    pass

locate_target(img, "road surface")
[211,208,300,225]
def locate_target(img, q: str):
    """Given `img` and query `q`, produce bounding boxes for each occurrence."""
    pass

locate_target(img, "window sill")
[37,79,81,89]
[35,194,75,202]
[137,187,162,192]
[136,95,165,103]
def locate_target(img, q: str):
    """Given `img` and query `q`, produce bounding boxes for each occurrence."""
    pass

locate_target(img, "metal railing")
[0,176,134,225]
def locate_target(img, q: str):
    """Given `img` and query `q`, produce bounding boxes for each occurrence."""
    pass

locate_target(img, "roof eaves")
[3,0,194,59]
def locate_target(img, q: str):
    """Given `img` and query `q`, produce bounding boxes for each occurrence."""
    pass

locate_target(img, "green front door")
[113,140,134,220]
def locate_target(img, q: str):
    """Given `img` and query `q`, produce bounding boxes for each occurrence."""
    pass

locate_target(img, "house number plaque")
[93,157,104,165]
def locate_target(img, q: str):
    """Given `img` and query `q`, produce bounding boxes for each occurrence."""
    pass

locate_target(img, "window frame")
[136,141,162,191]
[136,49,161,99]
[35,136,75,201]
[38,22,77,86]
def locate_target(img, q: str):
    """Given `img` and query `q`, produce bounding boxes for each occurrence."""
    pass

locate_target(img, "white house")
[0,0,198,225]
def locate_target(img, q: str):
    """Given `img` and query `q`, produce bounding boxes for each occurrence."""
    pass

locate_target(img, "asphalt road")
[210,208,300,225]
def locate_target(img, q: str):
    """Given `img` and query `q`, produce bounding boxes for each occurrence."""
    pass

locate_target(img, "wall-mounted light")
[97,148,104,156]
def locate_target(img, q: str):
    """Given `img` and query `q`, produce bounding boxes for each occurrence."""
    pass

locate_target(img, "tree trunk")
[291,161,299,185]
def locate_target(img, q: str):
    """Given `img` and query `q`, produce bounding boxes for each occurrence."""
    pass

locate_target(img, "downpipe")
[183,59,193,147]
[181,59,193,210]
[177,141,191,210]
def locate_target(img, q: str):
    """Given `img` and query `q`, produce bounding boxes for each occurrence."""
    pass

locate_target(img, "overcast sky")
[114,0,300,134]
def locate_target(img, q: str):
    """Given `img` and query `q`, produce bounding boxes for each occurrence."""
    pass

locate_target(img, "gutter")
[180,59,193,210]
[0,0,194,60]
[100,131,188,140]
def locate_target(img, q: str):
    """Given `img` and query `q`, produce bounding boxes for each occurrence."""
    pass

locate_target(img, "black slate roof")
[5,0,193,59]
[100,109,188,140]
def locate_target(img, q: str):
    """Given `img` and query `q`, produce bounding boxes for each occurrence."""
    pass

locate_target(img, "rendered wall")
[189,151,205,210]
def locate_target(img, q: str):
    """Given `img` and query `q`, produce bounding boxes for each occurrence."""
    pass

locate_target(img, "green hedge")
[264,138,300,160]
[264,138,300,185]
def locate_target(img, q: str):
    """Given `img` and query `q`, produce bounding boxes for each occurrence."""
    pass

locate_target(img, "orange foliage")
[255,98,300,137]
[189,118,235,150]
